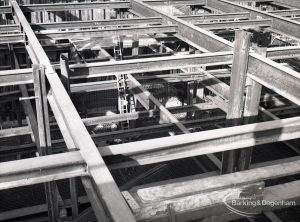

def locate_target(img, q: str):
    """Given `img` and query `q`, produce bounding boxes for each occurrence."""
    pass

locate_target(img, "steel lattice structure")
[0,0,300,221]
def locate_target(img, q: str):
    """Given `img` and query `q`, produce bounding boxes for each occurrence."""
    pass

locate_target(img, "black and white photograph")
[0,0,300,221]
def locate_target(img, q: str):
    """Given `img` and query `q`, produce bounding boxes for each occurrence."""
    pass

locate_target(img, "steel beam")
[16,0,206,12]
[132,0,300,108]
[0,24,20,32]
[207,0,300,40]
[127,161,300,221]
[36,25,177,40]
[20,1,131,12]
[0,152,87,190]
[0,126,31,138]
[248,53,300,106]
[0,34,24,44]
[178,12,250,22]
[270,0,300,8]
[68,52,233,78]
[131,0,233,52]
[144,0,206,6]
[269,9,300,16]
[10,1,136,221]
[0,68,33,87]
[0,6,11,14]
[0,47,298,88]
[132,159,300,203]
[105,116,300,168]
[221,31,252,174]
[196,19,272,30]
[0,156,298,221]
[266,46,300,59]
[31,17,162,30]
[0,103,220,139]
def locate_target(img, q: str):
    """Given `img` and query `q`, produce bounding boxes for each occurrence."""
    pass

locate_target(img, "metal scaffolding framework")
[0,0,300,221]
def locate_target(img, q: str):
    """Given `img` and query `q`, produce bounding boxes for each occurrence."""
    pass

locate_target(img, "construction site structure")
[0,0,300,221]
